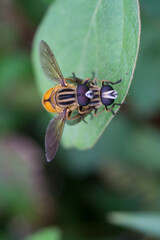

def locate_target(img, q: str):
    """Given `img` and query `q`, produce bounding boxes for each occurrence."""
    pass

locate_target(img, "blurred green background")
[0,0,160,239]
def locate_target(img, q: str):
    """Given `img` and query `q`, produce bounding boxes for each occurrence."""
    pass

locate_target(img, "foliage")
[0,0,160,239]
[32,0,140,149]
[108,212,160,238]
[24,227,62,240]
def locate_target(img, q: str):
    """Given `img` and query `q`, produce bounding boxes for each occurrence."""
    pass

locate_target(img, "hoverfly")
[85,78,122,116]
[39,40,93,162]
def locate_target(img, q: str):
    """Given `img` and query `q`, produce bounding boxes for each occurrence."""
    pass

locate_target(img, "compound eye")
[102,97,114,106]
[101,85,115,106]
[77,84,90,106]
[102,85,114,92]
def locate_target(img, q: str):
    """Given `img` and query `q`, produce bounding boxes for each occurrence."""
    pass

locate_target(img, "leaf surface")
[24,227,62,240]
[32,0,140,149]
[108,212,160,237]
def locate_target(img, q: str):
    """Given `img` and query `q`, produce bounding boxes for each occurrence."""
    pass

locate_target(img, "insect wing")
[45,110,67,162]
[67,109,92,125]
[39,40,66,86]
[66,77,83,86]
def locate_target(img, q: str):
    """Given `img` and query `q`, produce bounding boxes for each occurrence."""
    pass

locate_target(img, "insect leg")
[105,103,122,115]
[94,107,105,116]
[82,117,88,124]
[67,111,82,120]
[65,72,84,85]
[102,79,122,86]
[78,106,92,114]
[82,78,96,86]
[82,78,91,85]
[67,111,89,124]
[94,79,98,85]
[72,73,93,85]
[105,106,115,115]
[72,72,77,80]
[91,71,95,81]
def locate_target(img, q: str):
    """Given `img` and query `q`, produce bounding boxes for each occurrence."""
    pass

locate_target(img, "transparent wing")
[45,110,67,162]
[39,40,66,86]
[67,109,92,125]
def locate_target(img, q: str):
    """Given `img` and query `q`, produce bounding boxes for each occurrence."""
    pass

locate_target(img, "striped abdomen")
[56,88,76,107]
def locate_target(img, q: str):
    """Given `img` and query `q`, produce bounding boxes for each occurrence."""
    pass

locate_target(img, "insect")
[40,41,122,162]
[39,40,93,162]
[85,78,122,116]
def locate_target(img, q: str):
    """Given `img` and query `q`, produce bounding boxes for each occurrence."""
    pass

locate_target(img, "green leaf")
[108,212,160,238]
[32,0,141,150]
[24,227,62,240]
